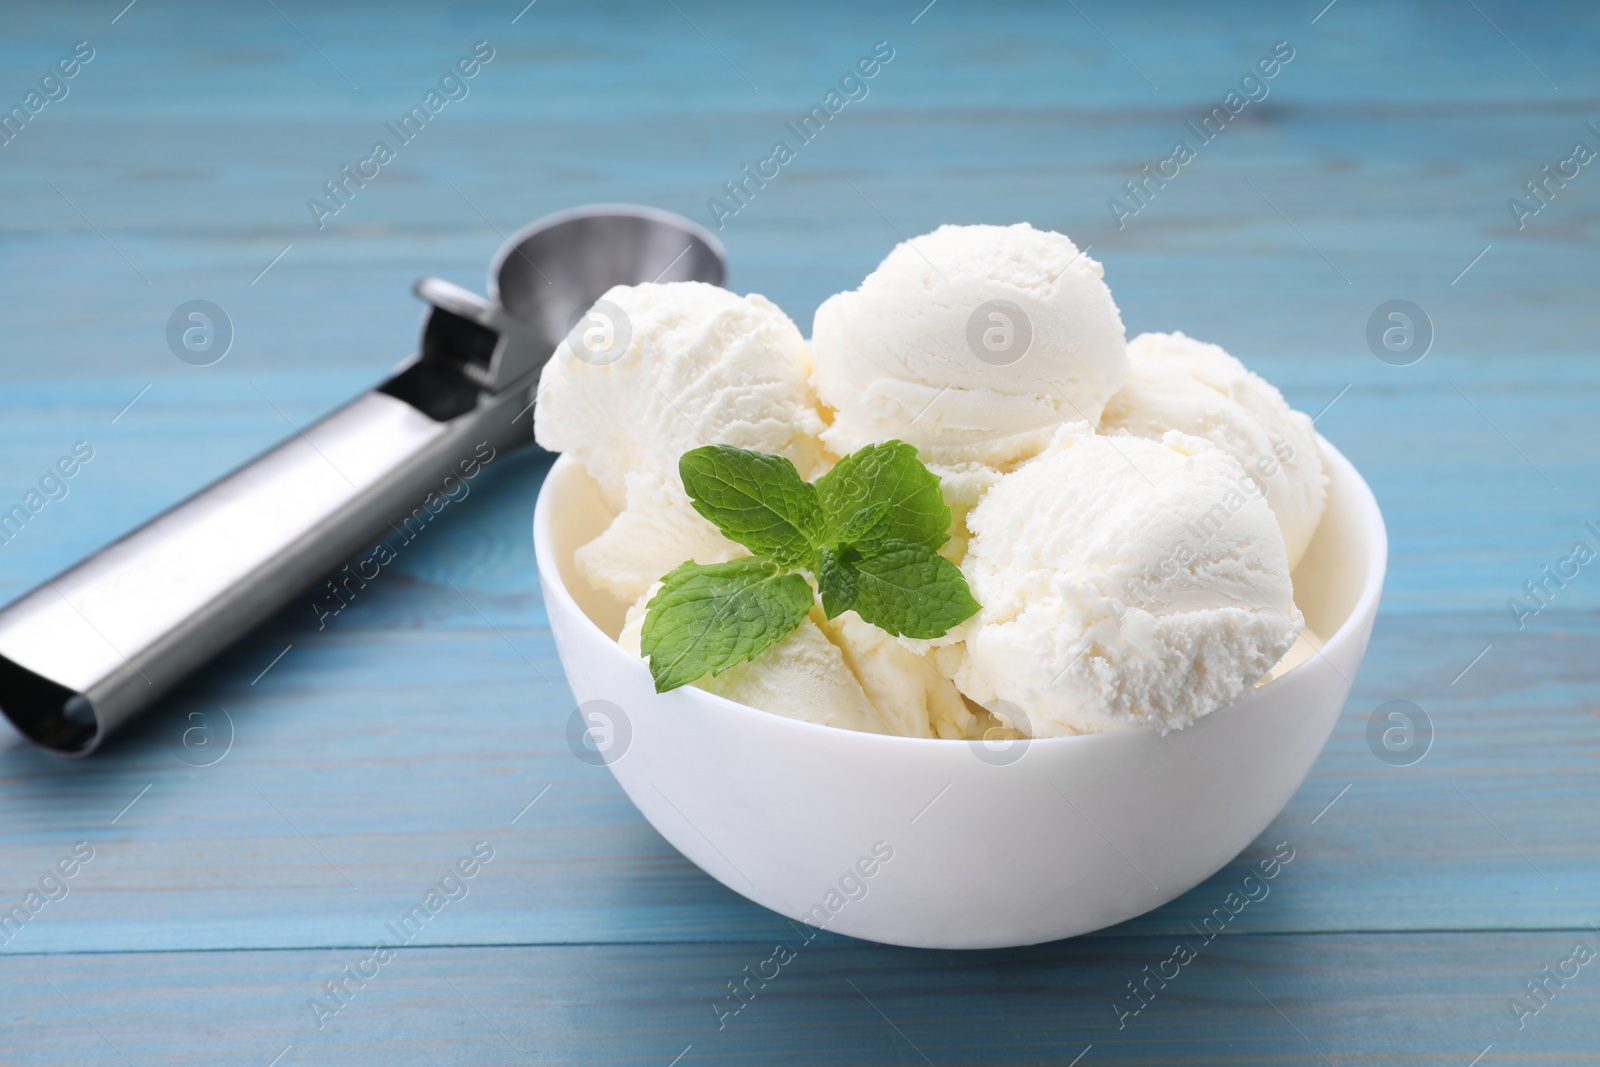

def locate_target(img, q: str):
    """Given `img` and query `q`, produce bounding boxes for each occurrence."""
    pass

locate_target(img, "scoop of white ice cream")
[951,425,1303,735]
[810,223,1127,468]
[536,281,826,503]
[618,594,885,734]
[1100,331,1326,569]
[535,281,826,603]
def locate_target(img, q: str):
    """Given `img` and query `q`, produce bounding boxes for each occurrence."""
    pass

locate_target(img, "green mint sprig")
[639,441,981,693]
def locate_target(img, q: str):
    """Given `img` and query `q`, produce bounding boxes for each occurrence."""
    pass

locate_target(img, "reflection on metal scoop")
[0,204,726,756]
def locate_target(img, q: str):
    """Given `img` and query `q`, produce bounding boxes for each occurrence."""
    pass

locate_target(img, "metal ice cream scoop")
[0,204,725,756]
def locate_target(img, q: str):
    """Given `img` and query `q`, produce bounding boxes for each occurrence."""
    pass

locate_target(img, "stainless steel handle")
[0,371,535,756]
[0,202,728,756]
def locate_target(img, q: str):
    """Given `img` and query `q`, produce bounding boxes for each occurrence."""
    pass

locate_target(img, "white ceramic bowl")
[534,437,1385,949]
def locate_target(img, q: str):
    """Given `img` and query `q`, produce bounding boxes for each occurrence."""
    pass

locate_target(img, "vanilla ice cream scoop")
[949,425,1303,735]
[1100,331,1327,569]
[535,281,827,602]
[810,223,1127,468]
[536,281,826,506]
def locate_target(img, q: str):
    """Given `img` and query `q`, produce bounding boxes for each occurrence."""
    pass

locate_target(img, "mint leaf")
[850,540,980,639]
[645,442,979,684]
[816,440,951,554]
[817,546,859,620]
[640,558,815,692]
[680,446,825,568]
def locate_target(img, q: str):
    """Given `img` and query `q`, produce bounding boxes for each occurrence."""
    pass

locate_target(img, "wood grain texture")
[2,0,1598,1062]
[4,935,1599,1065]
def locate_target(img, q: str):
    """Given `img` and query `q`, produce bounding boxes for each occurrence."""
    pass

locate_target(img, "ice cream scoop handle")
[0,380,533,756]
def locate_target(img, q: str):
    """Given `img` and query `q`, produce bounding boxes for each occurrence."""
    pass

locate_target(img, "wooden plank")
[3,933,1597,1065]
[4,102,1596,371]
[0,3,1595,382]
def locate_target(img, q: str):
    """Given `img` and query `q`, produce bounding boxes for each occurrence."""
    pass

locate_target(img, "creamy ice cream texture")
[535,281,824,602]
[944,425,1303,735]
[538,224,1328,740]
[1100,331,1326,569]
[810,223,1127,470]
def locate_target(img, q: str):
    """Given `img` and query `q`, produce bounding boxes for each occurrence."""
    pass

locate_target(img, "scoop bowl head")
[491,204,727,352]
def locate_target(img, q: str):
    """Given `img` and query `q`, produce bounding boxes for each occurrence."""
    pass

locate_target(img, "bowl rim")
[533,432,1388,749]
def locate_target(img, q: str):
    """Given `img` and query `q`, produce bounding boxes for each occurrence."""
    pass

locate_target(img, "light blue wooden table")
[3,1,1598,1062]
